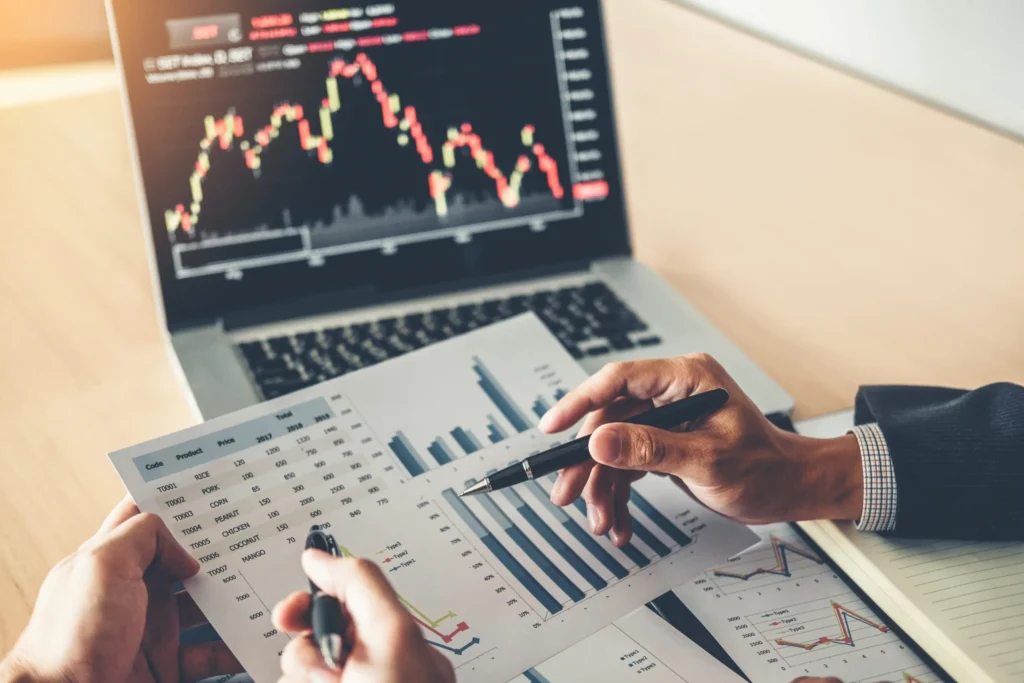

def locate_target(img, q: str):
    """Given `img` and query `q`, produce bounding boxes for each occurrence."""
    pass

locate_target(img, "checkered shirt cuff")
[851,423,898,532]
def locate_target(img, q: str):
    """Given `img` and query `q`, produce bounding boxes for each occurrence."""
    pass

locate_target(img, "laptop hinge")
[215,259,592,332]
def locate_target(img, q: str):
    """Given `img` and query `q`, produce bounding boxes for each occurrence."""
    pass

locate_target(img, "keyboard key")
[239,281,653,400]
[608,336,635,350]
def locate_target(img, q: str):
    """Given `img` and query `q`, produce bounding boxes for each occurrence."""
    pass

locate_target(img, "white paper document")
[509,606,746,683]
[109,315,758,683]
[673,523,941,683]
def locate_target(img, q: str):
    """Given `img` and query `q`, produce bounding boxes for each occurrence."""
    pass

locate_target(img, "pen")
[459,388,729,497]
[305,525,350,670]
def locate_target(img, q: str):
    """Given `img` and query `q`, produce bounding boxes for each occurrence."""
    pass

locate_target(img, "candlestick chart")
[165,51,569,241]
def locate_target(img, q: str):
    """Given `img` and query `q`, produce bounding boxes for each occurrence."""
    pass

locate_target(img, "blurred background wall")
[676,0,1024,138]
[0,0,112,67]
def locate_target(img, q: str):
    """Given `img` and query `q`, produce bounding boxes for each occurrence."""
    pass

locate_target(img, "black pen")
[459,388,729,497]
[305,526,350,670]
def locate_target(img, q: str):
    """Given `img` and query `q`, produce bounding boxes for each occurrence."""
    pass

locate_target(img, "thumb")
[589,423,694,474]
[301,552,415,651]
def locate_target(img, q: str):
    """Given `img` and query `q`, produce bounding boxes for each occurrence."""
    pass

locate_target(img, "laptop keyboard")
[237,282,662,399]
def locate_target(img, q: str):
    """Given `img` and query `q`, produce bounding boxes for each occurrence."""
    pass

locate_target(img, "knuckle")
[631,429,666,468]
[135,512,165,534]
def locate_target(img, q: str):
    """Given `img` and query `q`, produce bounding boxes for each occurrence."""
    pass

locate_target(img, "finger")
[551,399,649,507]
[590,424,699,476]
[96,513,199,581]
[273,591,313,633]
[550,460,593,506]
[610,475,636,547]
[280,634,335,678]
[301,553,417,652]
[540,360,682,433]
[97,495,139,536]
[582,465,616,535]
[179,641,244,683]
[575,397,652,438]
[178,591,209,631]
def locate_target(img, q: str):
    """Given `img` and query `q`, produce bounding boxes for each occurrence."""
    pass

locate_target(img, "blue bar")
[487,427,503,444]
[630,517,672,558]
[427,439,453,466]
[472,482,584,604]
[523,669,551,683]
[474,357,532,432]
[450,427,480,455]
[524,481,629,580]
[554,388,568,401]
[532,396,551,419]
[503,487,607,591]
[389,431,428,477]
[442,489,562,616]
[630,489,692,548]
[571,498,650,568]
[466,430,483,450]
[489,415,508,440]
[532,400,546,419]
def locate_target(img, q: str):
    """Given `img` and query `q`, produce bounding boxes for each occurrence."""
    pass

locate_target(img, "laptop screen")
[110,0,630,328]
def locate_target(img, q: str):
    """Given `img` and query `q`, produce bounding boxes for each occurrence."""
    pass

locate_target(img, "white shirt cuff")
[851,423,898,532]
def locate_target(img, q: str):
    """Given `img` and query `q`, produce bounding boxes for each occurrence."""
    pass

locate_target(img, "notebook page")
[835,530,1024,682]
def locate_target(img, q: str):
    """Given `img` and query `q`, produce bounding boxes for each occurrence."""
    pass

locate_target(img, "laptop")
[106,0,793,420]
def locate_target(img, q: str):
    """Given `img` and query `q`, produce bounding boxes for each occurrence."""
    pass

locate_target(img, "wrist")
[789,433,864,522]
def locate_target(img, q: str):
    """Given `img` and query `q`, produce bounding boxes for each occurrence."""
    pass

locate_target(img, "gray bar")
[442,488,490,539]
[133,398,333,482]
[470,480,516,531]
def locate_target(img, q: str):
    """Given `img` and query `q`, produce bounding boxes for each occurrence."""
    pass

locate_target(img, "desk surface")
[1,0,1022,654]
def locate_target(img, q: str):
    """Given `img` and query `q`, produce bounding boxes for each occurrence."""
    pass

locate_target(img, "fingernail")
[610,529,623,547]
[550,477,564,503]
[594,427,624,464]
[538,410,555,432]
[587,505,601,533]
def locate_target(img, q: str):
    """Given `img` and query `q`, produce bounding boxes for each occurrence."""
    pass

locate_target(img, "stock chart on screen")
[124,2,614,280]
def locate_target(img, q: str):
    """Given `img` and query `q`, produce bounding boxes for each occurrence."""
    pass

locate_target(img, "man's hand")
[0,497,242,683]
[272,552,455,683]
[540,354,865,545]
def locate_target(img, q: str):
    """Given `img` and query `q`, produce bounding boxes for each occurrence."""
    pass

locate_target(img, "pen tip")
[460,480,490,497]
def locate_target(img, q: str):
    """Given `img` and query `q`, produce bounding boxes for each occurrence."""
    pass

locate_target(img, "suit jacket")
[855,382,1024,540]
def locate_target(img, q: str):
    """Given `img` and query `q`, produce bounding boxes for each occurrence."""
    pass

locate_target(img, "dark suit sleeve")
[854,382,1024,540]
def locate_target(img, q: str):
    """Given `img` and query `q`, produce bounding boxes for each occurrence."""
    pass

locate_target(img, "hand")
[0,496,242,683]
[539,354,864,545]
[272,552,455,683]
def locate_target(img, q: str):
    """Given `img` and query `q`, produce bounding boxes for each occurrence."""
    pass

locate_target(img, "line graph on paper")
[708,534,830,595]
[854,665,940,683]
[746,594,904,668]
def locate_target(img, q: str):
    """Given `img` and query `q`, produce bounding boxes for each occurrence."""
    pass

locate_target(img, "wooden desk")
[1,0,1022,654]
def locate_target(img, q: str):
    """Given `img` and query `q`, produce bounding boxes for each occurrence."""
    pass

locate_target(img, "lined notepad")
[797,411,1024,683]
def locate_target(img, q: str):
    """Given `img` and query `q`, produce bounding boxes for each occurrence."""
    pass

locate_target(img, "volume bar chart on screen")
[139,3,616,278]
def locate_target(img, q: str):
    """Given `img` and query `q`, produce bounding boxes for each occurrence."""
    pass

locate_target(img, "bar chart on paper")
[110,315,760,683]
[341,315,579,478]
[439,465,707,619]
